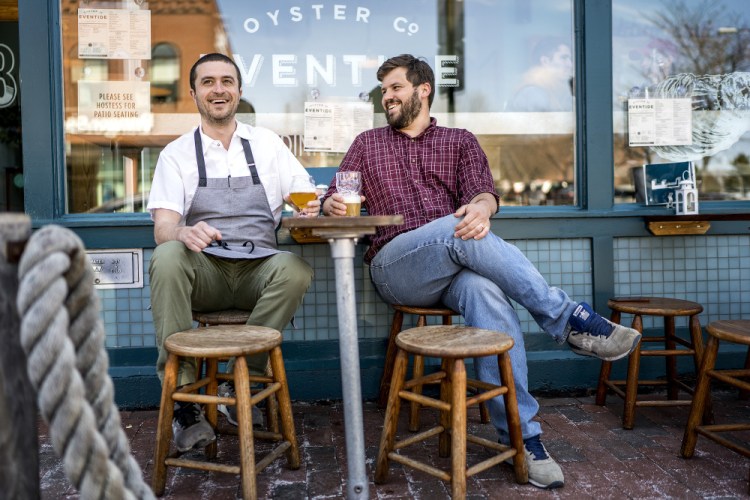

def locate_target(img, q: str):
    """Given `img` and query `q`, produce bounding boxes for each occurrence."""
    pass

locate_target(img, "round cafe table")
[281,215,403,500]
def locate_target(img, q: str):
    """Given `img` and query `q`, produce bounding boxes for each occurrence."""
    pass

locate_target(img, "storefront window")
[613,0,750,204]
[0,16,22,212]
[61,0,575,213]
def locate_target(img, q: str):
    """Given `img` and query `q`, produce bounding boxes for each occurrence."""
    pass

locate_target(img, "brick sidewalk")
[39,391,749,499]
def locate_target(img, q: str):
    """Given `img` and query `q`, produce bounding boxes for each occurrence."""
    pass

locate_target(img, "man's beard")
[198,96,239,126]
[385,88,422,129]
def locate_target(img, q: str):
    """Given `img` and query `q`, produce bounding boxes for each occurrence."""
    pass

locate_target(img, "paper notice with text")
[628,98,692,147]
[77,81,152,133]
[304,100,373,153]
[78,8,151,60]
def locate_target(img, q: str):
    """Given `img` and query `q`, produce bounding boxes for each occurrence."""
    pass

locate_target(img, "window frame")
[18,0,749,232]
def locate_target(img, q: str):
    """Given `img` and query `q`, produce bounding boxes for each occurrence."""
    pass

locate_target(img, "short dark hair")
[376,54,435,107]
[189,53,242,92]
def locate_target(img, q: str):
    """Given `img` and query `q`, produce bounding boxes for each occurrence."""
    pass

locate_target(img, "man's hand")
[322,192,366,216]
[153,208,221,252]
[453,193,497,240]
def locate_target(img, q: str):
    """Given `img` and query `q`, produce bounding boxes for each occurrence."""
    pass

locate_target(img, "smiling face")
[380,67,428,130]
[190,60,241,126]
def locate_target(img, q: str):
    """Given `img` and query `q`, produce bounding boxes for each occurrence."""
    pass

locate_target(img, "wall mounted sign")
[87,249,143,289]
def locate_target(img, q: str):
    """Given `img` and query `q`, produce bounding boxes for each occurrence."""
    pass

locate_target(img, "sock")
[568,302,614,337]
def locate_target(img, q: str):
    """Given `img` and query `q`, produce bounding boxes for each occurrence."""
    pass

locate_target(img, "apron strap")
[193,128,261,185]
[240,138,261,185]
[193,128,207,187]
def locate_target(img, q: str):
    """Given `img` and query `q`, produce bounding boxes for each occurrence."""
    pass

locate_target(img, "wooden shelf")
[644,214,750,236]
[647,220,710,236]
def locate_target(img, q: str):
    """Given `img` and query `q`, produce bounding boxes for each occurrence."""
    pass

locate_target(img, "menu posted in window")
[78,8,151,60]
[628,98,692,147]
[304,100,374,153]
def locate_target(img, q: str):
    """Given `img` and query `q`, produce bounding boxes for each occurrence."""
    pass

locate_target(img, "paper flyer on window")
[627,98,692,147]
[76,81,152,133]
[304,100,374,153]
[78,8,151,60]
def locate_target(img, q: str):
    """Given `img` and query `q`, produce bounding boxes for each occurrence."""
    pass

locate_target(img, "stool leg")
[265,359,280,434]
[688,315,713,424]
[375,348,408,484]
[409,315,428,432]
[451,358,467,499]
[498,350,528,484]
[234,357,258,500]
[664,316,679,400]
[269,346,300,469]
[623,315,643,429]
[439,357,452,458]
[378,310,404,407]
[596,310,621,406]
[153,352,179,496]
[205,358,219,459]
[741,347,750,400]
[596,361,613,406]
[681,335,719,458]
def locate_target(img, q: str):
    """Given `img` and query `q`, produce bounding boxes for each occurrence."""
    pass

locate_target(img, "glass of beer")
[289,175,318,215]
[336,171,361,216]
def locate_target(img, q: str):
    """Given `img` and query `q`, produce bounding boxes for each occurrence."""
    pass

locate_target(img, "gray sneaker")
[507,435,564,489]
[172,402,215,452]
[217,381,265,428]
[567,302,641,362]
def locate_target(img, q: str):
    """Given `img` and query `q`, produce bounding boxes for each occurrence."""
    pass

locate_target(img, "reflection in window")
[60,0,578,212]
[472,1,576,207]
[70,50,108,82]
[151,42,179,104]
[613,0,750,203]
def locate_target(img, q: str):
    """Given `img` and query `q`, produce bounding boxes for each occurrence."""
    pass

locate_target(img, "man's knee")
[269,253,314,291]
[150,241,191,276]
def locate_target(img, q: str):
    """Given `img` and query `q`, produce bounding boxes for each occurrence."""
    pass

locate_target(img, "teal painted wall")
[99,234,750,408]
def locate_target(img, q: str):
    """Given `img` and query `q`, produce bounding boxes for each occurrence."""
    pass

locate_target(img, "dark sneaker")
[507,435,564,489]
[172,402,215,452]
[567,302,641,361]
[217,381,265,428]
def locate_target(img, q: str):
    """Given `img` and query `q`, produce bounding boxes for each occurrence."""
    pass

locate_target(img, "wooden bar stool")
[193,308,252,327]
[378,305,490,431]
[681,320,750,483]
[375,325,528,498]
[152,325,300,500]
[192,309,279,433]
[595,297,707,429]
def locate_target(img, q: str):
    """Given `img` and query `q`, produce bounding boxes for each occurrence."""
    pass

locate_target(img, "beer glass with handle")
[289,175,318,216]
[336,171,361,216]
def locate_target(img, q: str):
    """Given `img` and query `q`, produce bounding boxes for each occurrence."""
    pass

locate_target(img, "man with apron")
[147,53,319,452]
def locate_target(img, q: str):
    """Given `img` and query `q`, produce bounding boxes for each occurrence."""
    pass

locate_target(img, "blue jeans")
[369,215,577,439]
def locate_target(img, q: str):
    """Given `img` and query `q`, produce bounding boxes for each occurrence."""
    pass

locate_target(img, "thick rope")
[17,225,155,500]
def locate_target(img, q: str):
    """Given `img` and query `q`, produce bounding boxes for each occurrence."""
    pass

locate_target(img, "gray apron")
[185,128,284,260]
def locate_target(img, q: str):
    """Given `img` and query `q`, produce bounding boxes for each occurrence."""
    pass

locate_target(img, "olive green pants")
[149,241,313,387]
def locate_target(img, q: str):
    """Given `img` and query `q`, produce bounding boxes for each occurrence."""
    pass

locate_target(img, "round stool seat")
[392,304,457,317]
[707,320,750,344]
[608,297,703,317]
[396,325,514,358]
[165,325,281,358]
[192,309,251,325]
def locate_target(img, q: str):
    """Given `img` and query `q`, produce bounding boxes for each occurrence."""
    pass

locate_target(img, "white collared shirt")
[147,121,308,225]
